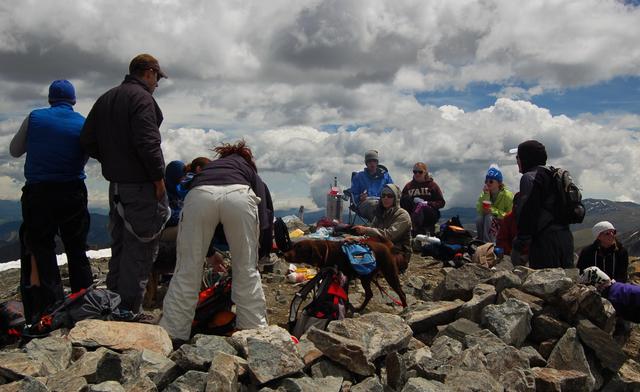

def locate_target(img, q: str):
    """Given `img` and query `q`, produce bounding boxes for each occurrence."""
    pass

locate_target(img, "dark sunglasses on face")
[149,68,161,82]
[485,179,496,184]
[413,170,424,174]
[381,193,394,199]
[602,230,616,236]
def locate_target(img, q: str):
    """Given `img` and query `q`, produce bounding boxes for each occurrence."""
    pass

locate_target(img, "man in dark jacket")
[10,80,94,324]
[80,54,170,318]
[513,140,574,269]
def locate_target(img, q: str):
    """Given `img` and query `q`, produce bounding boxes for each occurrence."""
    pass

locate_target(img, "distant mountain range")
[0,197,639,263]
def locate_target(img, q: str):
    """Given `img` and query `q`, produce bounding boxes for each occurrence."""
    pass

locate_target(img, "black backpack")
[288,266,351,338]
[545,166,585,224]
[438,215,474,246]
[23,285,120,340]
[274,217,292,252]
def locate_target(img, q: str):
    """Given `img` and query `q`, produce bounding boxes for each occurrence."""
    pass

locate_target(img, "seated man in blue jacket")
[350,150,393,221]
[579,266,640,323]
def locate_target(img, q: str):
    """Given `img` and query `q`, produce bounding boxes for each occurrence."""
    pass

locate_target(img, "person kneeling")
[578,266,640,323]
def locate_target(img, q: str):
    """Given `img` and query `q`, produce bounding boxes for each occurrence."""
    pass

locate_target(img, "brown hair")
[413,162,428,172]
[190,157,211,173]
[213,140,256,171]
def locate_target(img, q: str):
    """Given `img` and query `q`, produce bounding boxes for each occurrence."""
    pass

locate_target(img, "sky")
[0,0,639,213]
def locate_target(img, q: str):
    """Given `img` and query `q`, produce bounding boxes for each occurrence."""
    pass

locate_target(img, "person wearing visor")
[400,162,445,236]
[350,150,393,221]
[81,54,170,320]
[577,221,628,283]
[354,184,412,272]
[475,165,513,243]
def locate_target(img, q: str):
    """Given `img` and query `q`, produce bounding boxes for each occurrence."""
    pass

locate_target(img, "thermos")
[326,177,344,222]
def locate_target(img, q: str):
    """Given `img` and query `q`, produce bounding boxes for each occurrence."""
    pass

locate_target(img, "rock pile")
[2,258,640,391]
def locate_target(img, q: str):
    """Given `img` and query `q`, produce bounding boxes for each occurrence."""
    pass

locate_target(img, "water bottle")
[415,234,441,245]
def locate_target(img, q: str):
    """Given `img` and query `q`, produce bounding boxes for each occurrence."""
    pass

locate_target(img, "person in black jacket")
[81,54,170,319]
[577,221,628,283]
[513,140,574,269]
[160,141,270,342]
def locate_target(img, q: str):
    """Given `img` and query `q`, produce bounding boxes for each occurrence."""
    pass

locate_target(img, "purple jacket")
[604,282,640,323]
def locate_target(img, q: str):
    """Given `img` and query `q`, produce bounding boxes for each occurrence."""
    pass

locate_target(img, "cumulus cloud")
[0,0,639,210]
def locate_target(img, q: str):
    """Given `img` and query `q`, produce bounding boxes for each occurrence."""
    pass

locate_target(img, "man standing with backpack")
[513,140,575,269]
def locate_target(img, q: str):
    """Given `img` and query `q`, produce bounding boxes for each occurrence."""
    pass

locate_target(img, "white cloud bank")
[0,0,638,210]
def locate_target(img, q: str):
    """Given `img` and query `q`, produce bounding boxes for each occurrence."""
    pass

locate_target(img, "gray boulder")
[401,377,448,392]
[531,367,590,392]
[481,298,533,347]
[576,319,627,372]
[433,264,494,301]
[402,300,464,333]
[488,270,522,294]
[164,370,208,392]
[245,329,305,384]
[547,327,595,391]
[24,336,72,376]
[456,283,496,323]
[521,269,573,300]
[205,352,239,392]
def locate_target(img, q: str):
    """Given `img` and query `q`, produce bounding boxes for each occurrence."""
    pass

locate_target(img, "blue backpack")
[341,242,377,275]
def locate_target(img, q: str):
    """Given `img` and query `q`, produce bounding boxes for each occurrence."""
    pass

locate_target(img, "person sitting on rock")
[578,266,640,323]
[400,162,445,236]
[475,165,513,243]
[350,150,393,221]
[577,221,628,283]
[354,184,411,272]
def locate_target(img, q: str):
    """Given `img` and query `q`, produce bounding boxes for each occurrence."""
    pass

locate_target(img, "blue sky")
[416,76,640,118]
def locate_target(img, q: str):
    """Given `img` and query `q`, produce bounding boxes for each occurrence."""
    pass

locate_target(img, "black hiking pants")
[19,180,94,324]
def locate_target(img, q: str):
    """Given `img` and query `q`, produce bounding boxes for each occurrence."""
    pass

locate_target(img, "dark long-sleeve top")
[80,75,165,183]
[400,177,446,210]
[516,166,566,238]
[577,241,628,283]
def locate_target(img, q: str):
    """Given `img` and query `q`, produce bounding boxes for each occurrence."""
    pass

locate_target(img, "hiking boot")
[112,309,159,324]
[112,309,137,322]
[134,312,160,325]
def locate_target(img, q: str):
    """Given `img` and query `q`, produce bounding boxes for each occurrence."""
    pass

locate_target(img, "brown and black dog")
[283,238,407,312]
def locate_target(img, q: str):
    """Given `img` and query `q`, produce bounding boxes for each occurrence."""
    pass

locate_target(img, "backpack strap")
[287,266,336,329]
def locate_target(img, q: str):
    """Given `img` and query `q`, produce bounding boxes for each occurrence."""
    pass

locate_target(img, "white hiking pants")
[160,184,267,340]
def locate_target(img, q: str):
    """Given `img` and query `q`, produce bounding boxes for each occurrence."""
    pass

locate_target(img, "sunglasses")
[149,68,161,82]
[413,170,424,174]
[485,179,496,184]
[381,194,395,199]
[601,230,616,236]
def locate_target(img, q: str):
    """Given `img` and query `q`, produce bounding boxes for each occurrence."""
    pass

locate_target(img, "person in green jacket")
[475,165,513,243]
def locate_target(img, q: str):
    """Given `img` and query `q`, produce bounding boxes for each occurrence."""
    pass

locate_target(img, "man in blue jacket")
[81,54,170,320]
[350,150,393,221]
[10,80,94,324]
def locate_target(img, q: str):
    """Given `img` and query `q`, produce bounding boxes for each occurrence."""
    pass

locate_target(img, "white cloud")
[0,0,639,211]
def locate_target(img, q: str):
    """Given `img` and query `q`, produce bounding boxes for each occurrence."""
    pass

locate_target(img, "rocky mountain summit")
[2,256,640,391]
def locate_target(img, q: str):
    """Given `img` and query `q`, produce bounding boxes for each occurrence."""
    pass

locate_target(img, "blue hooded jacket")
[165,160,186,226]
[350,164,393,204]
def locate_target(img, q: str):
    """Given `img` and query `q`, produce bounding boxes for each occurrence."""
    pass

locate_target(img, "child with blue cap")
[475,164,514,243]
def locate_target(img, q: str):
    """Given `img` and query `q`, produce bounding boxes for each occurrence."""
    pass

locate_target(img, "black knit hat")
[517,140,547,172]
